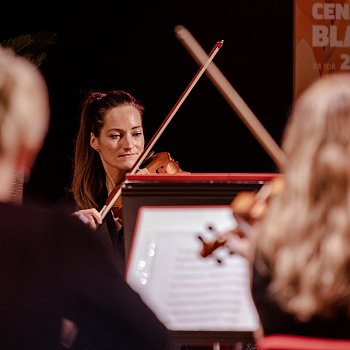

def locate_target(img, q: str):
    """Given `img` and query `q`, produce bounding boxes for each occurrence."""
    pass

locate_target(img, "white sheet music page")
[126,205,259,331]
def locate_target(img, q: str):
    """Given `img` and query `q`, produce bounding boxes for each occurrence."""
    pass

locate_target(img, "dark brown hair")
[71,90,144,210]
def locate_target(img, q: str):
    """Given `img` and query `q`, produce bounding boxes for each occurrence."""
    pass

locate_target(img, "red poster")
[294,0,350,98]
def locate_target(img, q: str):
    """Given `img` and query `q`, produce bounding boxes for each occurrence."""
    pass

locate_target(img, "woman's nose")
[121,134,133,148]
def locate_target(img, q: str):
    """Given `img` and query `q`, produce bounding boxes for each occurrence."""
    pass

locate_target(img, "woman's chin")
[118,160,137,171]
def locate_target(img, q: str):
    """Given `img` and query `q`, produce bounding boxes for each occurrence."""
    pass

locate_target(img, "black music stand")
[122,173,277,349]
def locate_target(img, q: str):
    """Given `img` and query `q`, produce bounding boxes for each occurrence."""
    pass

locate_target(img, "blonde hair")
[254,73,350,321]
[0,45,49,160]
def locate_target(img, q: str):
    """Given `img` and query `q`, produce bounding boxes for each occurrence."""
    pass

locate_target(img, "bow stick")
[99,38,224,220]
[175,25,287,169]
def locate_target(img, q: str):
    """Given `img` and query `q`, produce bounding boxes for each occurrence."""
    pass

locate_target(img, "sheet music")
[126,206,259,331]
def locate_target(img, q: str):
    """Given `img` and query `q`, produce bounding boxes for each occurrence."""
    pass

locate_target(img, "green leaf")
[1,31,57,66]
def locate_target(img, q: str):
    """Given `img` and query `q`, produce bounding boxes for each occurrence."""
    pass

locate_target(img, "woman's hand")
[73,208,103,230]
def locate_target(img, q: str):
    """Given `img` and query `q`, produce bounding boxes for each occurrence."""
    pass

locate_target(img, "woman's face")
[90,105,145,179]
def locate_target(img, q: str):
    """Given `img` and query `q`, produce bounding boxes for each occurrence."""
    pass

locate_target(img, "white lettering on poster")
[312,3,350,48]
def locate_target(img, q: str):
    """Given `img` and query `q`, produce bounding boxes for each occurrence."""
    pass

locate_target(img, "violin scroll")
[198,175,284,261]
[198,225,245,261]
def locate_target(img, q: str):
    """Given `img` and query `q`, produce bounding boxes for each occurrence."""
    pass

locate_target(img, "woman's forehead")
[102,105,142,129]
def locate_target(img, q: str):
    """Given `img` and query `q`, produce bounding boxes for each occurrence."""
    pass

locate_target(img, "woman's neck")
[105,169,125,195]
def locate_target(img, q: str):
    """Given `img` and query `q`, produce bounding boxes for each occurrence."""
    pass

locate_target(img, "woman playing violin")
[66,90,145,270]
[232,73,350,341]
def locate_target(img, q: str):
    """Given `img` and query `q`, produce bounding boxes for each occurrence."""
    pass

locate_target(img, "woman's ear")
[90,132,99,151]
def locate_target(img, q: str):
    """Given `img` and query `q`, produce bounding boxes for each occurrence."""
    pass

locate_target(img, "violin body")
[141,152,187,174]
[107,152,188,226]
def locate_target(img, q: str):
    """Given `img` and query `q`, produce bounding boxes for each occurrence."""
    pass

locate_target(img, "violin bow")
[175,25,287,169]
[99,38,224,220]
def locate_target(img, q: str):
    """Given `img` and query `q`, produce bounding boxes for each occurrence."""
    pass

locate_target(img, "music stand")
[123,173,277,349]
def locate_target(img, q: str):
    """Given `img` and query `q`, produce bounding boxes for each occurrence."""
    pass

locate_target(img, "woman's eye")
[110,134,121,140]
[132,131,143,138]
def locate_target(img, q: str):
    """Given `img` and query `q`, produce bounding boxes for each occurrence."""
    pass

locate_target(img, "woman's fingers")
[73,208,103,230]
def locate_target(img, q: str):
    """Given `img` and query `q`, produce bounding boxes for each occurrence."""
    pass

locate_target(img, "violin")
[106,152,188,226]
[198,175,284,260]
[140,152,188,175]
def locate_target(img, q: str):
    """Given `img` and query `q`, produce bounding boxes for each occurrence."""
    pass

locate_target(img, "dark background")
[1,1,294,206]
